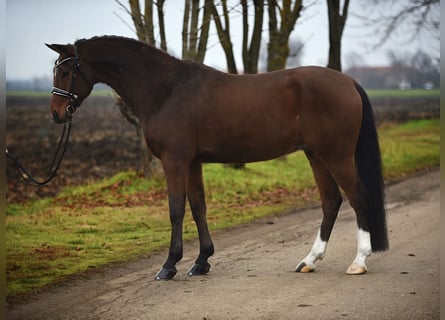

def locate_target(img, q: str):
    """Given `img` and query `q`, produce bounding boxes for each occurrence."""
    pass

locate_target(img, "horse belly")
[197,118,303,163]
[195,73,304,163]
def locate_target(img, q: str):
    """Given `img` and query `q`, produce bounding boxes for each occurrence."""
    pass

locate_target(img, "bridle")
[51,49,90,118]
[51,56,82,117]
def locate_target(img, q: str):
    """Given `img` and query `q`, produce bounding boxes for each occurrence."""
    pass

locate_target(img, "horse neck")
[78,38,184,115]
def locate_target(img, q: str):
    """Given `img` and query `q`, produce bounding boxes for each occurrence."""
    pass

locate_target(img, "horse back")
[149,66,362,164]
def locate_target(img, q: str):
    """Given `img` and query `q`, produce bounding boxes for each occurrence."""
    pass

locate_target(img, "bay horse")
[47,36,388,280]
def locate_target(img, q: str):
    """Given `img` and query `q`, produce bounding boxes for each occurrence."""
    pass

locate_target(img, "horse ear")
[45,43,72,55]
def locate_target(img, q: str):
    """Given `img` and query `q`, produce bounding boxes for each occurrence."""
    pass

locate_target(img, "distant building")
[345,66,437,89]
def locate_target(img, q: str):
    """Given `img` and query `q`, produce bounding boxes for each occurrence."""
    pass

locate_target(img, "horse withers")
[46,36,388,280]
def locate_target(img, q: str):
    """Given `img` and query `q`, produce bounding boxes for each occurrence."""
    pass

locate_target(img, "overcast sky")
[6,0,439,80]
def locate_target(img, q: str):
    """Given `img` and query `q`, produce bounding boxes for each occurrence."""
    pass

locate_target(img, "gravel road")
[7,168,440,320]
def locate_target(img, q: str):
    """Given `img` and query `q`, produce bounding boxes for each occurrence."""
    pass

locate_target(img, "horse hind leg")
[187,162,214,276]
[296,150,342,273]
[346,229,371,275]
[343,183,372,275]
[327,159,372,275]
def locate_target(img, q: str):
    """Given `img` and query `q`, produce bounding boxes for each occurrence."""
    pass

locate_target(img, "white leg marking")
[296,229,327,272]
[346,228,372,275]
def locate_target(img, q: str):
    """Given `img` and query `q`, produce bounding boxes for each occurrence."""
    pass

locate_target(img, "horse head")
[46,43,94,123]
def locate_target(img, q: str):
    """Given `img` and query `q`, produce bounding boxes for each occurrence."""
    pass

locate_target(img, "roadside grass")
[379,119,440,179]
[6,119,440,296]
[366,88,439,98]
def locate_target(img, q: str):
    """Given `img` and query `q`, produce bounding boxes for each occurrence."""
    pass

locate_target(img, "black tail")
[354,82,389,252]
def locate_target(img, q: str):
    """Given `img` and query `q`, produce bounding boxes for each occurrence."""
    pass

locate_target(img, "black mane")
[75,35,179,63]
[75,35,144,48]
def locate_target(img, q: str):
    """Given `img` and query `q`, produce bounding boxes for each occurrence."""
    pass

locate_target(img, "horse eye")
[61,71,69,78]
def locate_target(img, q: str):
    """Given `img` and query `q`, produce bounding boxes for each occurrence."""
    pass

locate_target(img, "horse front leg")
[155,157,189,281]
[187,162,214,276]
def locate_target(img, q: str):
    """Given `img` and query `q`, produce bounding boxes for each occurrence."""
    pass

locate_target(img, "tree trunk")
[242,0,264,74]
[183,0,211,62]
[267,36,290,71]
[326,0,350,71]
[266,0,303,72]
[210,1,238,74]
[157,0,167,51]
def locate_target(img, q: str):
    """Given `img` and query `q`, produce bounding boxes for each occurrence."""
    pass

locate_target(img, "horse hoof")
[295,262,315,273]
[188,262,211,276]
[155,267,177,280]
[346,263,367,275]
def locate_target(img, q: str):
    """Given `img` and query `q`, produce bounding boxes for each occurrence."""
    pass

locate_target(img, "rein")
[6,54,82,186]
[6,121,72,186]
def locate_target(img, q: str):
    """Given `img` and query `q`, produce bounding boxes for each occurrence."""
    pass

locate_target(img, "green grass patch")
[6,91,51,97]
[366,88,439,98]
[6,119,440,296]
[379,119,440,179]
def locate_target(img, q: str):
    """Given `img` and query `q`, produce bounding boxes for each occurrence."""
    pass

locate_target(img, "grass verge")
[366,88,439,98]
[6,119,440,296]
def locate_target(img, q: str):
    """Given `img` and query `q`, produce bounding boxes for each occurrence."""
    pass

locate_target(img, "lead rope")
[6,121,72,186]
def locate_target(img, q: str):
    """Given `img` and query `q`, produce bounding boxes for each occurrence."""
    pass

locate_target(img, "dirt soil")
[6,169,440,320]
[6,96,144,202]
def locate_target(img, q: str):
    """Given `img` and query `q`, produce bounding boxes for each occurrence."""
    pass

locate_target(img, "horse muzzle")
[50,86,80,123]
[52,109,73,124]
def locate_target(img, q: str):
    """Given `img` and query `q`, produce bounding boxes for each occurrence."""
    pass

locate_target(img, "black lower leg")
[156,208,184,280]
[188,240,214,276]
[156,244,183,280]
[319,195,342,241]
[188,162,214,276]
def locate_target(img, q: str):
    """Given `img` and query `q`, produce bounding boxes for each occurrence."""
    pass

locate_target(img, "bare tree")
[210,0,264,74]
[358,0,440,50]
[210,1,239,74]
[241,0,264,74]
[182,0,212,62]
[267,0,303,71]
[326,0,350,71]
[125,0,167,50]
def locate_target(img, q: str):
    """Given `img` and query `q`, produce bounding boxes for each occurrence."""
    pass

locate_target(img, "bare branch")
[144,0,155,45]
[210,1,238,73]
[196,0,212,62]
[182,0,191,58]
[356,0,440,49]
[156,0,167,50]
[128,0,146,42]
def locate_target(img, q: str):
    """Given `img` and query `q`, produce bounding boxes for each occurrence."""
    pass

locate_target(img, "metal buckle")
[66,105,76,116]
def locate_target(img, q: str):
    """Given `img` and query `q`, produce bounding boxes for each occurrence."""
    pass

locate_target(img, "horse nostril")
[52,111,60,123]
